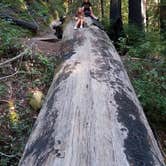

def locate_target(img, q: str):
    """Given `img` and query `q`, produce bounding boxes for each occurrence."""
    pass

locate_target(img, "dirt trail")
[24,28,73,58]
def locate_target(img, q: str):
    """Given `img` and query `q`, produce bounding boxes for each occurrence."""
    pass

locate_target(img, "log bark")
[0,14,38,32]
[19,18,165,166]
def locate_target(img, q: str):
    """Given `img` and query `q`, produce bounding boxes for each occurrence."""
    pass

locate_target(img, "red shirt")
[76,10,84,18]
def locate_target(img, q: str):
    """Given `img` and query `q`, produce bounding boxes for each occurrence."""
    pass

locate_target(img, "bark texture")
[160,0,166,37]
[129,0,146,27]
[19,18,165,166]
[110,0,123,41]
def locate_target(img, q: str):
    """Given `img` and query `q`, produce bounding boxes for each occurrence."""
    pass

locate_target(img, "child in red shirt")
[74,7,85,29]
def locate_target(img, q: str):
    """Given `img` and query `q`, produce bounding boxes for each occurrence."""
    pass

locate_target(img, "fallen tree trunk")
[0,13,38,32]
[19,18,165,166]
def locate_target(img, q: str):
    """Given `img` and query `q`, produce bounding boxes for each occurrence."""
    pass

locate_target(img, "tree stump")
[19,18,165,166]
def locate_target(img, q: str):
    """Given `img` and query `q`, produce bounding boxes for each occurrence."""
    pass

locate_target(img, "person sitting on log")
[81,0,98,20]
[74,7,85,30]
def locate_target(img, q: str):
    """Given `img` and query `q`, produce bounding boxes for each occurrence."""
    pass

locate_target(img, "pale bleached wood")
[19,18,165,166]
[32,35,58,42]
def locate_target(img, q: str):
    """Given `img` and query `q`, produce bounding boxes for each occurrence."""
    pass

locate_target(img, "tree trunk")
[160,0,166,37]
[19,18,165,166]
[100,0,104,18]
[110,0,123,41]
[129,0,146,28]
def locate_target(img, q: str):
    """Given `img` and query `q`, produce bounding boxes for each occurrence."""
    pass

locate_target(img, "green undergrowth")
[0,51,59,165]
[0,20,32,56]
[0,0,64,21]
[117,26,166,158]
[118,25,166,58]
[118,25,166,124]
[124,59,166,122]
[0,0,65,57]
[0,1,65,164]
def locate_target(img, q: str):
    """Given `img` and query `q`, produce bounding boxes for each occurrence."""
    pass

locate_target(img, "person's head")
[78,7,82,13]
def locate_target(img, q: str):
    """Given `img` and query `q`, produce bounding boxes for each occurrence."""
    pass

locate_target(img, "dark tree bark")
[100,0,104,18]
[160,0,166,36]
[110,0,123,41]
[129,0,146,28]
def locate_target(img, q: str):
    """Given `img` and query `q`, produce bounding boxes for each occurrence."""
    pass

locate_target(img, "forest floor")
[0,26,76,165]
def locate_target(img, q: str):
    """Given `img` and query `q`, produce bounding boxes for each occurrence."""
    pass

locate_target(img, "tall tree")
[129,0,146,28]
[110,0,123,41]
[160,0,166,35]
[100,0,104,18]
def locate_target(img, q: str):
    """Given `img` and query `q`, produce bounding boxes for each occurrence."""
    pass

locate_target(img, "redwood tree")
[110,0,123,41]
[100,0,104,18]
[129,0,146,28]
[160,0,166,35]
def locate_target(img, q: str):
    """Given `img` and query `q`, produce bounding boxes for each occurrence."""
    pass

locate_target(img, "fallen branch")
[0,48,28,80]
[129,57,161,62]
[0,71,19,81]
[0,13,39,32]
[0,100,9,103]
[0,151,18,158]
[0,48,30,67]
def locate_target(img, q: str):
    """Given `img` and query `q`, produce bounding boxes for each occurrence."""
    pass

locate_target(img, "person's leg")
[74,19,81,29]
[80,19,84,28]
[80,20,82,28]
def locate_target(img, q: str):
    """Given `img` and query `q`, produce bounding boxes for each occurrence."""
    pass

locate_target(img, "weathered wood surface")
[19,18,165,166]
[32,35,58,42]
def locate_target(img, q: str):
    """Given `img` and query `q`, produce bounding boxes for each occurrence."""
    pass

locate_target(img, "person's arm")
[75,12,78,20]
[90,6,93,12]
[89,5,98,19]
[81,6,84,12]
[81,11,84,18]
[89,3,93,13]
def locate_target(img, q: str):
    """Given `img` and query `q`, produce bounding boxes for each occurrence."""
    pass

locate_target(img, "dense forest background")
[0,0,165,165]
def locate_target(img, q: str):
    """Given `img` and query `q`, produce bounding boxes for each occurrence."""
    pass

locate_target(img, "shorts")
[84,10,91,17]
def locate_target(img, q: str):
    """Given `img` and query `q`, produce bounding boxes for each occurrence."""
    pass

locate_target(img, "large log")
[19,18,165,166]
[0,13,38,32]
